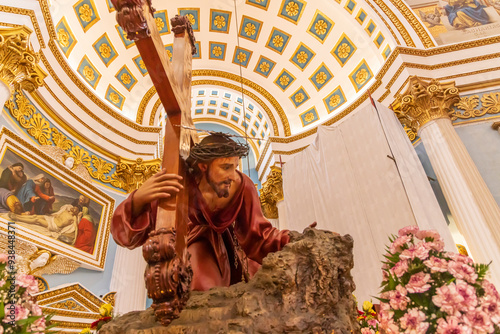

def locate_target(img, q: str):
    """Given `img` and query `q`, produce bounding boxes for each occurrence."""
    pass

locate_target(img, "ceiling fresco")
[49,0,396,138]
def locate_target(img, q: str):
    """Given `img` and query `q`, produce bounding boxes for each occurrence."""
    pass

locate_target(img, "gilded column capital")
[392,76,460,134]
[0,26,47,94]
[114,157,161,193]
[259,166,284,219]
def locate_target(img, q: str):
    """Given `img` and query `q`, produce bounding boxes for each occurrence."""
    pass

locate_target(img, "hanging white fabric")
[282,101,453,302]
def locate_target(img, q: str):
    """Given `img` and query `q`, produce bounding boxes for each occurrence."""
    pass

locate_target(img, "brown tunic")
[111,171,289,289]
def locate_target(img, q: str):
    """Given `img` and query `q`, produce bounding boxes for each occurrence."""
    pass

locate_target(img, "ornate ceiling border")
[137,70,288,137]
[363,0,401,46]
[0,5,45,48]
[35,0,162,133]
[384,0,434,48]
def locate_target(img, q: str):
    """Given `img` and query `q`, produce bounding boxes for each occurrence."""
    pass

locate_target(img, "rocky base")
[100,227,359,334]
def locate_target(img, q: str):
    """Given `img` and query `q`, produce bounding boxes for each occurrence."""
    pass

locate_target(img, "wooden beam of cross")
[111,0,198,326]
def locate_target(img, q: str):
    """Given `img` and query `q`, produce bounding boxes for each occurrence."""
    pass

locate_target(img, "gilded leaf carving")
[451,95,484,120]
[27,113,52,145]
[481,92,500,115]
[69,146,91,167]
[51,128,74,150]
[89,155,114,182]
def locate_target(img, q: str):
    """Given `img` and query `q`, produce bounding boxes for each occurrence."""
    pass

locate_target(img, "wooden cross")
[111,0,198,325]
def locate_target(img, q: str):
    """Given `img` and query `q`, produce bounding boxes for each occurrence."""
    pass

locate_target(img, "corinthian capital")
[392,76,460,133]
[259,166,284,219]
[0,26,47,94]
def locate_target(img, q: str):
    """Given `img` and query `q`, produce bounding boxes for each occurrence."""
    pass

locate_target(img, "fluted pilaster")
[110,246,147,314]
[394,77,500,284]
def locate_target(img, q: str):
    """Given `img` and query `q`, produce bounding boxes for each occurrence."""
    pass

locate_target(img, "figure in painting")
[0,188,28,215]
[16,174,47,213]
[74,206,97,254]
[440,0,490,29]
[0,162,27,194]
[112,133,290,291]
[9,204,81,244]
[33,178,55,215]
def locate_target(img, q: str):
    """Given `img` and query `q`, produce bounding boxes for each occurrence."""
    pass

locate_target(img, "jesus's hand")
[131,168,184,217]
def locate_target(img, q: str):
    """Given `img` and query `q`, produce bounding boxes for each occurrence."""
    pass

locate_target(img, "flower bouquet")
[358,300,380,334]
[80,303,114,333]
[0,254,55,333]
[379,226,500,333]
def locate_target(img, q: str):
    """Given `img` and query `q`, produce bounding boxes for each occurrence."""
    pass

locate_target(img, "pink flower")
[448,261,478,284]
[399,225,419,237]
[436,316,472,334]
[30,316,46,332]
[416,229,441,241]
[390,259,409,278]
[367,319,378,327]
[379,310,399,334]
[464,308,494,333]
[390,235,411,253]
[361,328,376,334]
[426,239,446,252]
[455,279,477,312]
[31,303,42,316]
[0,279,5,287]
[16,274,39,295]
[399,308,429,333]
[400,243,430,261]
[0,253,7,263]
[481,295,500,325]
[482,280,500,301]
[388,285,410,310]
[446,252,474,265]
[433,283,464,316]
[13,305,30,321]
[406,272,432,293]
[424,256,449,273]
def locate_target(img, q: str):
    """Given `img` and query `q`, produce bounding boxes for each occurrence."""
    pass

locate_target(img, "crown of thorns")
[189,132,249,161]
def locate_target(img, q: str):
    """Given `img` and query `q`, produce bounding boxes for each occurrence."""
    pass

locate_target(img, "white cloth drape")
[282,102,453,302]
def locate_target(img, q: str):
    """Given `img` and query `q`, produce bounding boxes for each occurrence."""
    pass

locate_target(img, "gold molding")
[390,53,500,98]
[273,145,309,155]
[259,153,274,182]
[256,138,271,172]
[137,70,288,137]
[137,85,158,123]
[363,0,401,45]
[385,0,434,48]
[0,5,45,48]
[149,99,163,126]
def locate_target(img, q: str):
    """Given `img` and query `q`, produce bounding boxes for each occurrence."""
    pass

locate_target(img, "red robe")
[111,171,289,289]
[74,218,97,254]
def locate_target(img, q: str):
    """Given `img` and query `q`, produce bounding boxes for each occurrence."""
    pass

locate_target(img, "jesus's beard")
[206,169,231,198]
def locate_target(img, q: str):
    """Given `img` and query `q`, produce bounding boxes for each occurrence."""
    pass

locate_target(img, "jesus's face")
[200,157,239,198]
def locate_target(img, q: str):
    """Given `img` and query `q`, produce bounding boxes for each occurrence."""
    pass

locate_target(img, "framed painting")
[0,127,114,270]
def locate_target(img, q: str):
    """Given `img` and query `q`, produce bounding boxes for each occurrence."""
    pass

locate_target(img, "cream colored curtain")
[282,102,453,302]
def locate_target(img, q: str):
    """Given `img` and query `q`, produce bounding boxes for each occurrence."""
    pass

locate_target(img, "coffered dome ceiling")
[49,0,395,144]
